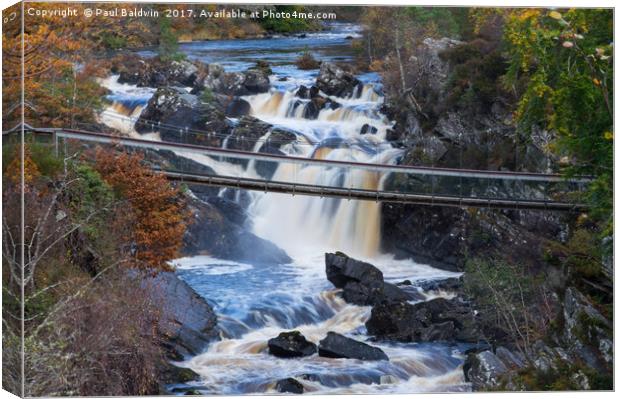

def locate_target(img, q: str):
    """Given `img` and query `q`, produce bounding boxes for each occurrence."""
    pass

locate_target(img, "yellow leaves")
[593,78,601,86]
[549,11,562,20]
[518,9,541,21]
[603,131,613,140]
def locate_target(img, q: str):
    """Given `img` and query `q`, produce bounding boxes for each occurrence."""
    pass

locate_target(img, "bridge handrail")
[6,126,593,183]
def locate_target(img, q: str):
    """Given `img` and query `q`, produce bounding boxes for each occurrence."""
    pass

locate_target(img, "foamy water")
[98,22,470,395]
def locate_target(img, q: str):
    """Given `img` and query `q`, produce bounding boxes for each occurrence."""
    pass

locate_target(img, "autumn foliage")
[93,148,188,271]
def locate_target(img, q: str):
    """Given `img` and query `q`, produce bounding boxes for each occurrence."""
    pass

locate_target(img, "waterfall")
[244,85,400,260]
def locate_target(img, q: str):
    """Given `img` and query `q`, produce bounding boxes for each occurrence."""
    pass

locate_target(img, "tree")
[502,9,613,232]
[93,148,188,271]
[158,18,185,62]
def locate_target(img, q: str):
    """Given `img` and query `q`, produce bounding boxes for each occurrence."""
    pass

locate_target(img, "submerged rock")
[318,332,388,361]
[268,331,317,358]
[275,378,304,394]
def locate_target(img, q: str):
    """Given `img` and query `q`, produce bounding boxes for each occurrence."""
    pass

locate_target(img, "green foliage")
[464,258,554,353]
[158,18,186,62]
[441,39,510,112]
[2,140,63,178]
[504,9,613,231]
[200,88,215,104]
[401,7,470,39]
[258,6,318,33]
[100,32,127,49]
[69,164,115,241]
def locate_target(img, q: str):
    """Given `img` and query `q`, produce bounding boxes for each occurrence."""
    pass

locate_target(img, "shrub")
[295,49,320,70]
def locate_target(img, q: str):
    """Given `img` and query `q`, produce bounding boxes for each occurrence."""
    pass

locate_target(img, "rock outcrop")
[184,194,292,265]
[195,63,270,96]
[141,271,218,358]
[316,63,362,98]
[365,297,480,343]
[114,55,204,88]
[135,87,229,146]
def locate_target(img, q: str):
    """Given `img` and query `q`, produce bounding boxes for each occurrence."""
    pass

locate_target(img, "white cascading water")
[97,23,468,393]
[244,84,399,259]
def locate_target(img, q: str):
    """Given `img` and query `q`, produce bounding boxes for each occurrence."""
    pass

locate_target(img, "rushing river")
[99,22,470,394]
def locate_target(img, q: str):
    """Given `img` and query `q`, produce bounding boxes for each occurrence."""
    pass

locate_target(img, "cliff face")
[379,37,567,272]
[375,37,612,390]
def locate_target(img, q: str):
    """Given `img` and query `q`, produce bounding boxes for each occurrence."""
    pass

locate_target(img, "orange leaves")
[93,148,189,272]
[4,145,41,188]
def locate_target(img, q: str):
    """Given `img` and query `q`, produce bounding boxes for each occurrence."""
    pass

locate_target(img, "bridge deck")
[5,127,590,211]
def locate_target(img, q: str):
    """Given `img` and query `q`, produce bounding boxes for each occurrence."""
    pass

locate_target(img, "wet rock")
[268,331,317,358]
[360,124,378,135]
[463,350,508,390]
[205,196,248,226]
[318,332,388,361]
[225,116,272,152]
[275,378,304,394]
[365,297,480,343]
[325,252,383,289]
[253,60,273,75]
[296,85,320,99]
[115,55,204,88]
[225,98,251,117]
[198,64,270,96]
[184,195,292,265]
[316,62,362,98]
[326,252,412,306]
[135,87,229,146]
[141,271,218,358]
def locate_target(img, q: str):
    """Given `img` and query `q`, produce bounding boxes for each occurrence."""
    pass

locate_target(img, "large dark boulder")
[365,298,480,343]
[318,332,388,361]
[142,271,218,358]
[225,98,251,117]
[268,331,317,358]
[316,62,362,98]
[225,116,272,152]
[135,87,229,146]
[325,252,383,288]
[325,252,412,306]
[275,378,304,394]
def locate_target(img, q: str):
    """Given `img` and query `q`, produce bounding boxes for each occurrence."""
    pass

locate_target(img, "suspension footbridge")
[4,127,590,211]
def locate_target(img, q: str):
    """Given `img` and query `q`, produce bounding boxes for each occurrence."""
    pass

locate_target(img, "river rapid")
[99,23,470,394]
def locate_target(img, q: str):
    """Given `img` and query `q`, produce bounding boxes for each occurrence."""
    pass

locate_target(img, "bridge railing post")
[53,130,59,158]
